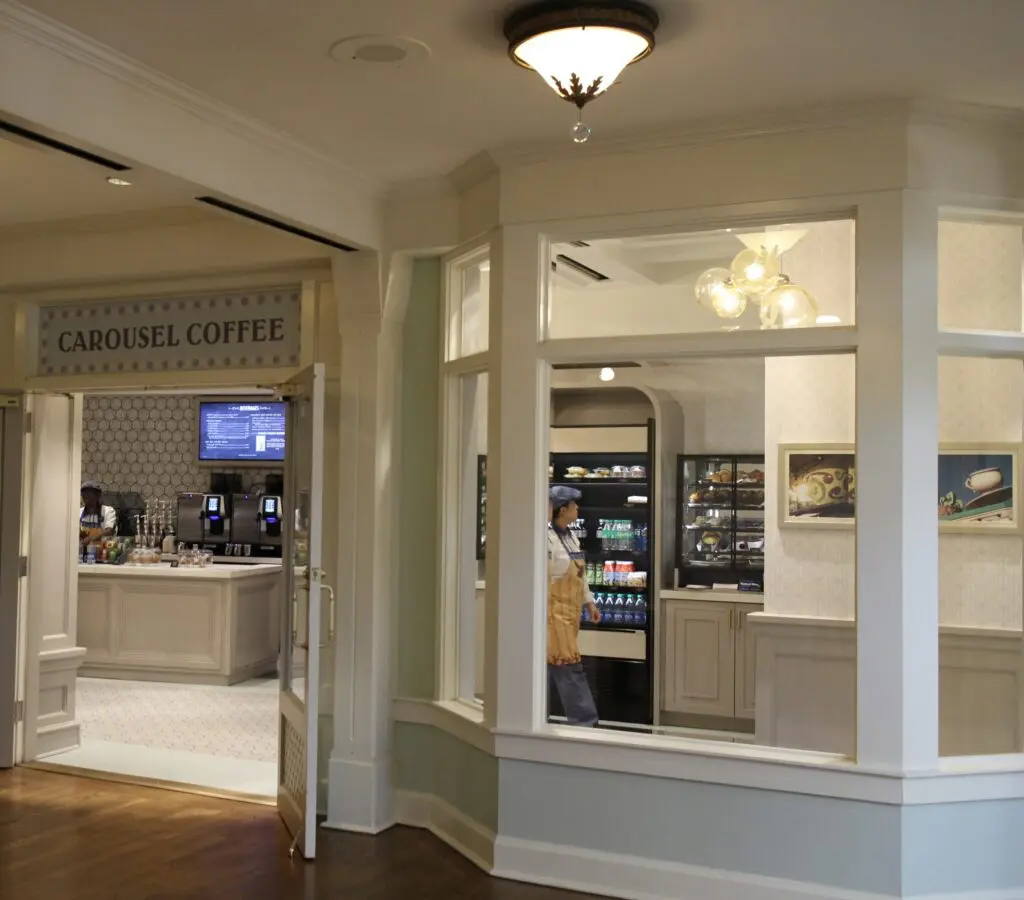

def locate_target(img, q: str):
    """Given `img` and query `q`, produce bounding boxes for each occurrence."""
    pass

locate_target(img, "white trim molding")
[392,697,493,755]
[493,835,895,900]
[394,790,495,872]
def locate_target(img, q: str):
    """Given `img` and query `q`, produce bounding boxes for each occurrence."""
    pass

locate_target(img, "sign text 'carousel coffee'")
[34,288,302,376]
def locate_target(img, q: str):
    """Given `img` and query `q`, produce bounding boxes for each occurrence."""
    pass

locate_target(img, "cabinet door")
[734,603,759,719]
[662,600,735,718]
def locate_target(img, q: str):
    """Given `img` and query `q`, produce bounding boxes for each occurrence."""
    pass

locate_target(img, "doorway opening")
[28,387,286,800]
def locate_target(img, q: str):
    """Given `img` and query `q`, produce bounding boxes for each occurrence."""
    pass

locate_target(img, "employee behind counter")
[79,480,117,549]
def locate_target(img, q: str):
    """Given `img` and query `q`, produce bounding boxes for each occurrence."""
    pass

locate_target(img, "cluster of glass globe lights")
[695,231,820,329]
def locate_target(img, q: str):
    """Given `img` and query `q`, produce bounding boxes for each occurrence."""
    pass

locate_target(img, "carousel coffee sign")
[32,287,302,377]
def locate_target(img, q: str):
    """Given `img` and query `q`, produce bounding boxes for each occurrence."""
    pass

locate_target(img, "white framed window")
[936,209,1024,760]
[438,245,491,709]
[482,195,957,781]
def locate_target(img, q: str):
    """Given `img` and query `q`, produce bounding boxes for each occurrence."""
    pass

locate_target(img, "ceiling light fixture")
[106,176,132,186]
[599,366,616,382]
[695,232,823,330]
[504,1,659,143]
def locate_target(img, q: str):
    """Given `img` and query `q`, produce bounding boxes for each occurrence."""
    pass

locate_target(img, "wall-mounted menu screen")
[198,401,286,463]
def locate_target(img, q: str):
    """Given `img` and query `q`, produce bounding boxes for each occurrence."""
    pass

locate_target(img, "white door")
[0,398,24,768]
[279,363,328,859]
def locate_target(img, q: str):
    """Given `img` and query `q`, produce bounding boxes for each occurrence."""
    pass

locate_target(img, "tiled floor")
[44,676,279,797]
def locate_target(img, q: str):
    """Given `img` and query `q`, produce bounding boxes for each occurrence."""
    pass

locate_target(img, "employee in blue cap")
[548,485,601,727]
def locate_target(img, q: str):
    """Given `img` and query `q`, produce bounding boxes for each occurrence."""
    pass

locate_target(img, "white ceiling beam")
[0,1,384,250]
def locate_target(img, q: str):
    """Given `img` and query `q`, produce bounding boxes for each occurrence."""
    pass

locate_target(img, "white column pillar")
[855,190,940,771]
[23,393,87,760]
[325,252,410,832]
[485,224,547,732]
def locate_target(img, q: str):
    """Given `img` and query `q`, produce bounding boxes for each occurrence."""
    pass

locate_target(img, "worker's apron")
[547,531,586,666]
[80,511,104,546]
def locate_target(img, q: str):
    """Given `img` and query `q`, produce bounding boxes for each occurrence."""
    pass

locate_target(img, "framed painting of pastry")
[779,444,856,529]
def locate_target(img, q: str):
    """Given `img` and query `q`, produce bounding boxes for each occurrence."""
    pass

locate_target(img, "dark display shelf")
[677,454,766,589]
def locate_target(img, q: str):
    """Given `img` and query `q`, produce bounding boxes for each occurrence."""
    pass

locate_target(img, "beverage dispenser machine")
[258,495,283,556]
[176,492,204,546]
[201,494,230,551]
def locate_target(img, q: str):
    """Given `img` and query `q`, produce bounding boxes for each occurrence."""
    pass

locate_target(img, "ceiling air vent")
[553,254,608,282]
[0,120,130,172]
[195,197,358,252]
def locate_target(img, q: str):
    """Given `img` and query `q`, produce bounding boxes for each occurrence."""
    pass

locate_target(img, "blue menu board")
[198,401,286,462]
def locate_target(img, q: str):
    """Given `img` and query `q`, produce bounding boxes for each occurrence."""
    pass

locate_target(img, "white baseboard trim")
[34,721,81,759]
[394,789,495,872]
[492,834,896,900]
[322,756,394,835]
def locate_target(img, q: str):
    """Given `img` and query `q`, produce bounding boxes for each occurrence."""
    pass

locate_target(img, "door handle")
[320,583,336,645]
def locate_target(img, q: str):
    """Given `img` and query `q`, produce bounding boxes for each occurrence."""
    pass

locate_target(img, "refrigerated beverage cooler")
[548,421,655,728]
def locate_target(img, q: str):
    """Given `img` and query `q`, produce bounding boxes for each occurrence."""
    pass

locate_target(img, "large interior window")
[542,351,857,754]
[937,212,1024,757]
[440,249,490,707]
[546,218,855,340]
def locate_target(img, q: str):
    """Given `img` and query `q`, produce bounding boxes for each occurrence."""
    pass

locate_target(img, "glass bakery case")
[676,454,766,589]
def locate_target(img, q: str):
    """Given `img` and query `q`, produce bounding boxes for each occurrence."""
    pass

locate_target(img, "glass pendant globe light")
[710,284,747,319]
[694,267,734,310]
[730,246,782,297]
[761,277,819,329]
[504,2,659,142]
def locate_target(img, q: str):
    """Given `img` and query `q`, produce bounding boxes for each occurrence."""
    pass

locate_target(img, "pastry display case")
[676,454,765,589]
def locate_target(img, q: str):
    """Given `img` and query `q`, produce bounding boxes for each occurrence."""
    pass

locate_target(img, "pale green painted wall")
[393,722,499,833]
[397,257,441,700]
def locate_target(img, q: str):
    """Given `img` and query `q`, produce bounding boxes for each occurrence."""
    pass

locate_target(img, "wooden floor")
[0,767,593,900]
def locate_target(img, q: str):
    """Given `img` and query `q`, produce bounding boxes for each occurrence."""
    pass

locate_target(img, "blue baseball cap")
[549,485,582,506]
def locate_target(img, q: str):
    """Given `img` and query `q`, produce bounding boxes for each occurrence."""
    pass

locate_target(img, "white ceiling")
[0,129,198,228]
[17,0,1024,183]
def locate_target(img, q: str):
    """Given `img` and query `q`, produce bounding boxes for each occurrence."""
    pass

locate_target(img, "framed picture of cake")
[779,444,856,529]
[937,444,1020,534]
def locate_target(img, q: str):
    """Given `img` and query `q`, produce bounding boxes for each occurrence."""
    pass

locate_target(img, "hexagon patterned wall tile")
[81,395,282,502]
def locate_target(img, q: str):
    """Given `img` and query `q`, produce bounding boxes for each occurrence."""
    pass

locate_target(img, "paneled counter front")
[660,589,763,728]
[78,564,282,685]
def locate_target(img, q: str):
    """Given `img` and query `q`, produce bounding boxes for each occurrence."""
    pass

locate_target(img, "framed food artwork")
[779,444,856,529]
[778,443,1021,533]
[937,444,1020,534]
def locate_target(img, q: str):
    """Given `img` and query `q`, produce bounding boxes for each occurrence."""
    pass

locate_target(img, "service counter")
[77,563,282,685]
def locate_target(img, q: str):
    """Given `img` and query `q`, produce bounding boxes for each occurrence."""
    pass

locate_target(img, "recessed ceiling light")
[106,176,132,186]
[329,35,431,68]
[599,367,616,382]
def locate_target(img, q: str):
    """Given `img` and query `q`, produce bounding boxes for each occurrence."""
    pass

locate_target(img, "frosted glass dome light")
[511,26,651,104]
[504,2,659,140]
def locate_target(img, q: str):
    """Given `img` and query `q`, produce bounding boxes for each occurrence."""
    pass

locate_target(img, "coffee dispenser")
[201,494,230,550]
[229,493,261,552]
[258,495,284,556]
[176,493,204,546]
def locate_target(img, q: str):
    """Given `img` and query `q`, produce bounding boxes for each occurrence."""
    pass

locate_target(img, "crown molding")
[0,1,383,196]
[447,151,500,192]
[485,97,1024,169]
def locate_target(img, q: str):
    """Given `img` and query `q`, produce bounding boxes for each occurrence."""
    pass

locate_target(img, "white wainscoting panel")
[752,615,1024,757]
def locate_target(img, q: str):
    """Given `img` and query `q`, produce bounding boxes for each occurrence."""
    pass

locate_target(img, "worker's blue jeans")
[549,662,598,727]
